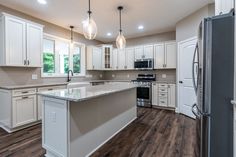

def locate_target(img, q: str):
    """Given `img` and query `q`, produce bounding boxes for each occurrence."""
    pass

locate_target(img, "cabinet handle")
[27,60,30,65]
[22,91,29,94]
[22,96,29,99]
[24,60,27,65]
[161,101,165,103]
[48,89,53,91]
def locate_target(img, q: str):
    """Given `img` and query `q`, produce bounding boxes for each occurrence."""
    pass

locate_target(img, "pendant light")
[70,25,74,47]
[116,6,126,50]
[83,0,97,40]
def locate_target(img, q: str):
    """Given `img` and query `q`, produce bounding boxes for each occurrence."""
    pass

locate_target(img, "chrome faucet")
[67,70,74,82]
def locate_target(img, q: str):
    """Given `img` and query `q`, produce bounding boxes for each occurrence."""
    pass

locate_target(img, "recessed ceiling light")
[107,33,112,36]
[37,0,47,5]
[138,25,144,30]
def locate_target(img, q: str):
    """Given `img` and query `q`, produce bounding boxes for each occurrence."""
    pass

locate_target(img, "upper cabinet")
[215,0,234,15]
[87,40,176,71]
[154,41,176,69]
[87,46,103,70]
[0,13,43,67]
[134,45,153,60]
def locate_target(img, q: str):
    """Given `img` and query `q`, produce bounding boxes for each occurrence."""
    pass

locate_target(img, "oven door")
[137,86,152,107]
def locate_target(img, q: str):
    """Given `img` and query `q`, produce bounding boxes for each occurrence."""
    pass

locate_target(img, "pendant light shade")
[116,31,126,50]
[83,0,97,40]
[116,6,126,49]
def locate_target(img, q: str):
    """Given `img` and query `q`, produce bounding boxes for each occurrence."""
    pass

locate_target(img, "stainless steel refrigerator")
[192,11,234,157]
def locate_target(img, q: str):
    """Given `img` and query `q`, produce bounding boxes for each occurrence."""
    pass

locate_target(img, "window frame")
[41,33,86,78]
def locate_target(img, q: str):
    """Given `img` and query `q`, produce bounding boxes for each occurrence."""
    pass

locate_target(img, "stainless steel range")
[132,74,156,108]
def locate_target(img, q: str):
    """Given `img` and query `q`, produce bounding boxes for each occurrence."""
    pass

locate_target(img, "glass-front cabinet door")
[102,45,113,69]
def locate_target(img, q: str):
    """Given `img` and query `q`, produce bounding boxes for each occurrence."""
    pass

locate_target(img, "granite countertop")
[0,82,69,90]
[0,80,132,90]
[38,82,138,102]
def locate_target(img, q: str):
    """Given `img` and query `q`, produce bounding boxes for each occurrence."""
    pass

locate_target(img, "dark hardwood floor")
[0,108,198,157]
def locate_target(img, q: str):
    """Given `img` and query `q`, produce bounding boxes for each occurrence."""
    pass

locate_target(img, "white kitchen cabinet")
[125,47,135,69]
[118,49,126,69]
[143,45,154,59]
[152,83,176,109]
[26,23,43,67]
[167,84,176,108]
[165,41,177,69]
[37,85,66,120]
[12,95,37,127]
[215,0,234,15]
[112,49,118,70]
[134,46,144,60]
[102,45,113,69]
[87,46,103,70]
[152,83,158,106]
[154,43,165,69]
[0,13,43,67]
[154,41,176,69]
[135,45,154,60]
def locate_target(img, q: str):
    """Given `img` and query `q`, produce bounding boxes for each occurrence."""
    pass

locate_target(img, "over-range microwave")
[134,59,154,70]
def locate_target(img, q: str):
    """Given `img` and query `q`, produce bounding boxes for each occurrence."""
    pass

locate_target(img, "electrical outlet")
[100,74,103,78]
[127,74,130,78]
[32,74,38,80]
[112,74,115,78]
[162,74,167,78]
[51,112,56,123]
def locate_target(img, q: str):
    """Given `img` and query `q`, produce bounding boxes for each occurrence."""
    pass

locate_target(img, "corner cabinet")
[0,13,43,67]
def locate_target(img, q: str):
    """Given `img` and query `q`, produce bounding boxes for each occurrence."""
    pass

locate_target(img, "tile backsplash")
[103,69,176,83]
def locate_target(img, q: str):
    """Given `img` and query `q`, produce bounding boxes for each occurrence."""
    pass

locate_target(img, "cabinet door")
[152,83,158,106]
[27,23,43,67]
[118,49,126,69]
[112,49,118,70]
[5,16,26,66]
[154,43,165,69]
[134,46,144,60]
[143,45,154,59]
[103,46,112,69]
[125,48,135,69]
[12,95,37,127]
[92,47,102,70]
[168,84,176,108]
[165,42,176,69]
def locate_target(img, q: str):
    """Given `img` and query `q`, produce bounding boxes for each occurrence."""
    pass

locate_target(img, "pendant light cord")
[119,9,122,33]
[88,0,92,18]
[70,26,74,43]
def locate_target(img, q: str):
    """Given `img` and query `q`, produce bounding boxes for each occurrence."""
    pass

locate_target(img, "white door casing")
[177,37,197,118]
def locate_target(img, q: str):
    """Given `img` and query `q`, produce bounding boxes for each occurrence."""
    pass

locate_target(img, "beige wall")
[176,3,215,43]
[0,4,104,86]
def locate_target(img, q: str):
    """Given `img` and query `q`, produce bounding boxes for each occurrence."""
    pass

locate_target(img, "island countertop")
[38,82,138,102]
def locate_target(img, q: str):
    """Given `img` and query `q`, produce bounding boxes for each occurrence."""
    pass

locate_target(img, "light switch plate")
[162,74,167,78]
[32,74,38,80]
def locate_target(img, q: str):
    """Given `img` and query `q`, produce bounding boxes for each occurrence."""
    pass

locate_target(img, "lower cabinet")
[12,95,37,127]
[152,83,176,109]
[0,85,66,133]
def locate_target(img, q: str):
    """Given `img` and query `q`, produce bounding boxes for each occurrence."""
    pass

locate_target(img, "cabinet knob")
[179,81,183,84]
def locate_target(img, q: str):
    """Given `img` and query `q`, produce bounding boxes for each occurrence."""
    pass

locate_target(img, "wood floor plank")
[0,107,198,157]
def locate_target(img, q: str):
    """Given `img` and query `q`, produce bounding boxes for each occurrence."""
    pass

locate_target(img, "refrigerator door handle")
[192,103,200,118]
[192,42,199,94]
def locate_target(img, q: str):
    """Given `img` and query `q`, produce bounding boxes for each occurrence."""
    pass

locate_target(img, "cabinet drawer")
[159,87,168,93]
[159,98,168,106]
[158,84,168,88]
[159,92,168,98]
[12,88,36,97]
[38,85,66,92]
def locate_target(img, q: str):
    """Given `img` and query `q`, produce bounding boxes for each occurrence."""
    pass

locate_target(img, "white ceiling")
[0,0,213,42]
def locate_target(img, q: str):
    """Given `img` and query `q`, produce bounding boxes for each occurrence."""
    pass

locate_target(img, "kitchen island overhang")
[38,83,137,157]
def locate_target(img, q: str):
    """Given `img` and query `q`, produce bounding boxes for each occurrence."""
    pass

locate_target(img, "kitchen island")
[38,83,137,157]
